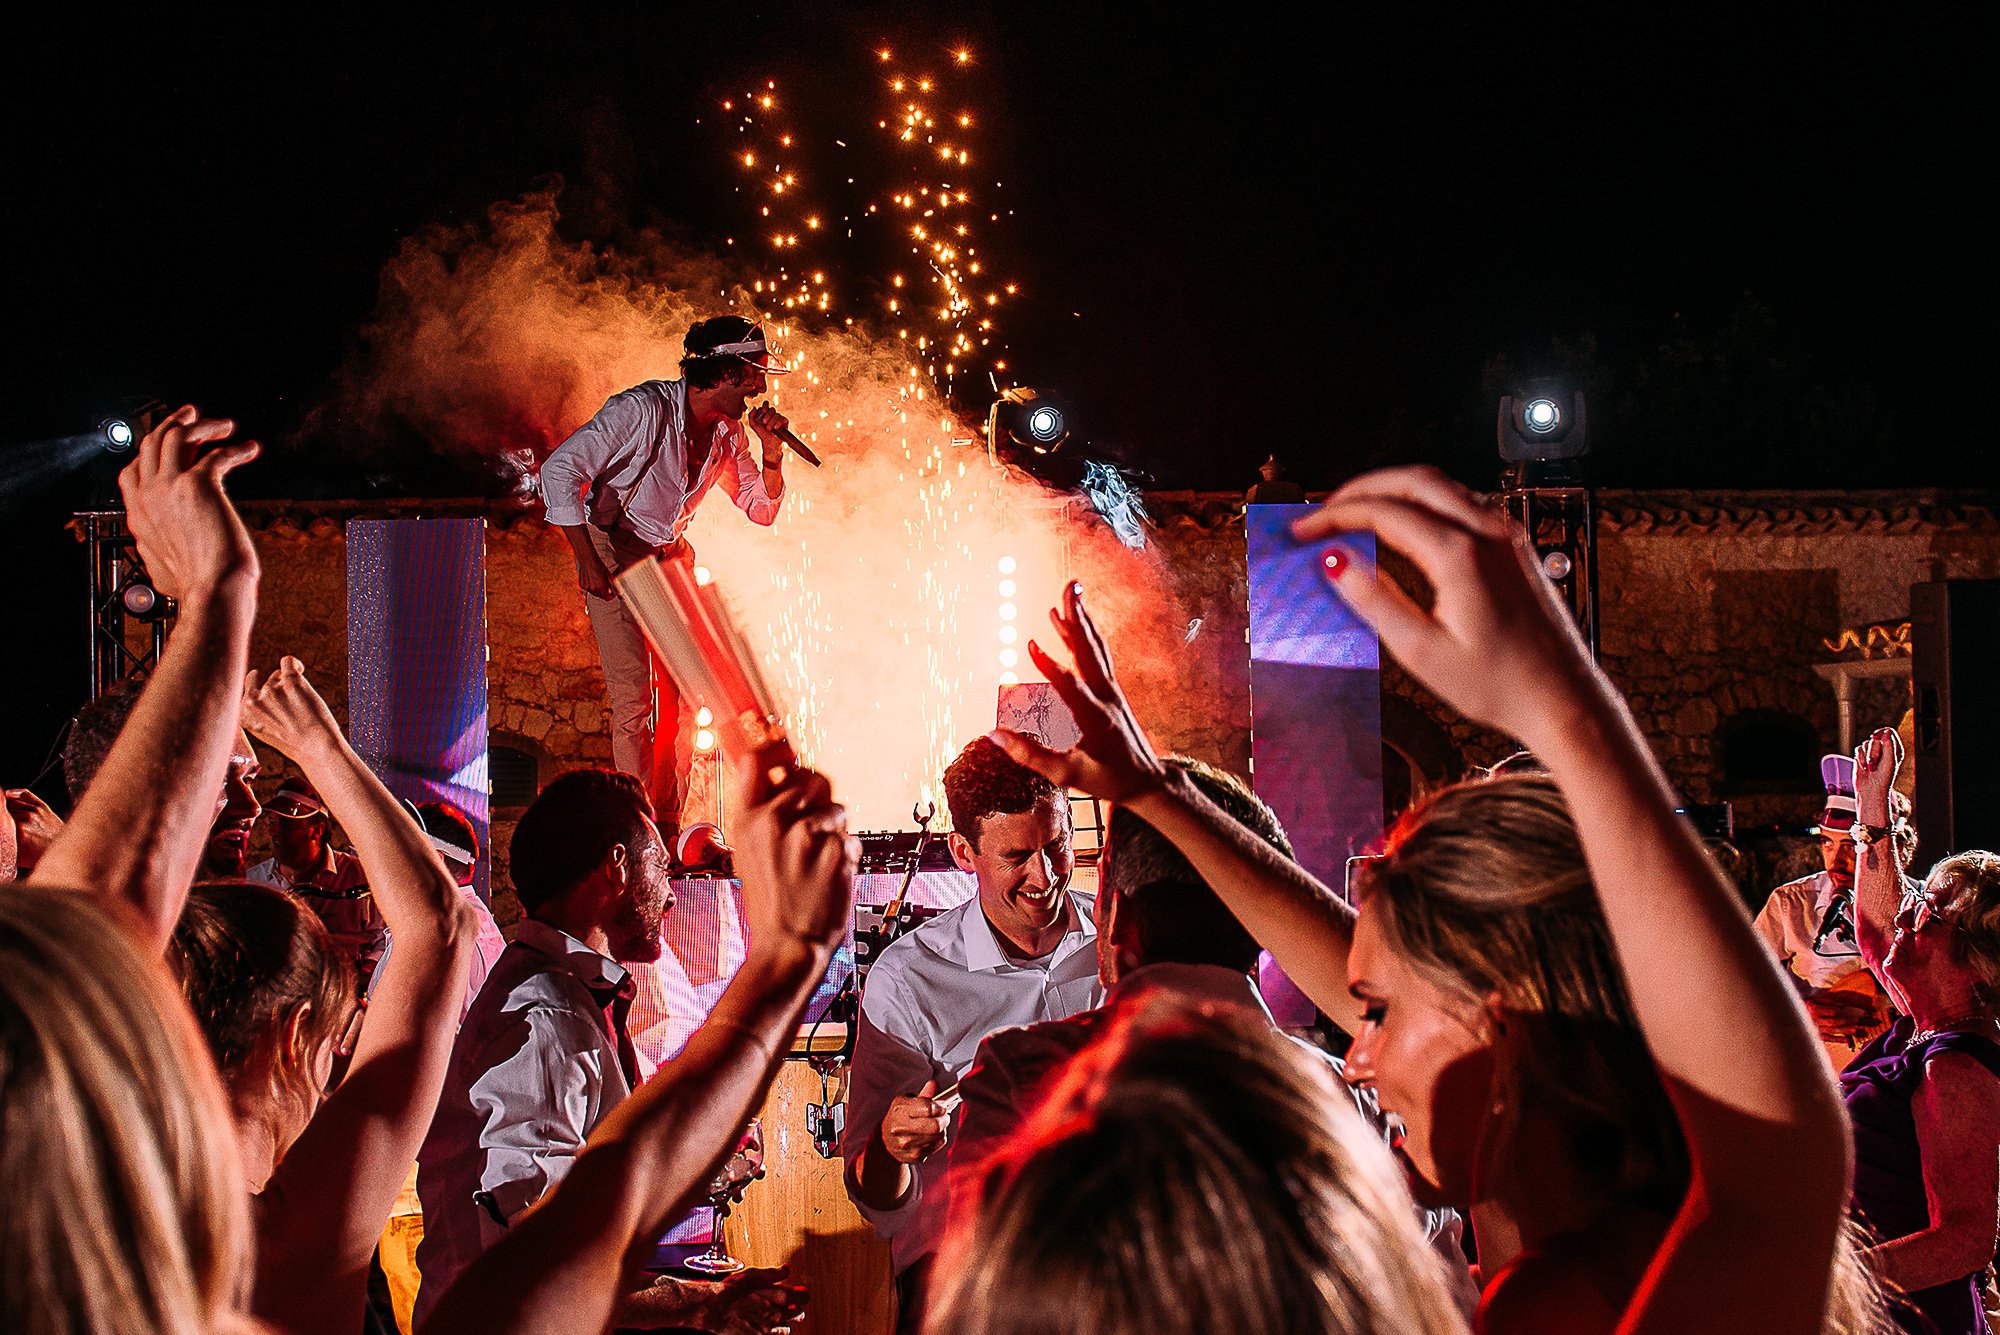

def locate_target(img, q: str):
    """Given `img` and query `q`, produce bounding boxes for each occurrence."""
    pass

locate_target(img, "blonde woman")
[995,466,1872,1334]
[1,889,254,1335]
[929,994,1469,1335]
[1847,728,2000,1333]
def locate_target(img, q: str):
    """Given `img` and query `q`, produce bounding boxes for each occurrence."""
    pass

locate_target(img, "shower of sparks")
[712,49,1016,399]
[687,47,1068,828]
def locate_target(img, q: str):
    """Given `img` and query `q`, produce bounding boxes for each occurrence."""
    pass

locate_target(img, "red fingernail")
[1321,547,1347,579]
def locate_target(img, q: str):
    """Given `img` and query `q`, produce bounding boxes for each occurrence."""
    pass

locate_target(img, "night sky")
[3,4,1993,778]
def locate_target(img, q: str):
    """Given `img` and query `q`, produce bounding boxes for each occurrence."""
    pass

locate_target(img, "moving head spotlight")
[1497,381,1588,463]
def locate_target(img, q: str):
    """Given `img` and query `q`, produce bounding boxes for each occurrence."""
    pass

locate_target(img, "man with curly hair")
[841,736,1102,1330]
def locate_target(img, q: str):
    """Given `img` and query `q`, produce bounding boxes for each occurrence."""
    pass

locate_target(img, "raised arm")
[30,406,260,951]
[1850,728,1905,986]
[989,583,1365,1033]
[423,747,856,1335]
[240,658,477,1335]
[1294,466,1849,1335]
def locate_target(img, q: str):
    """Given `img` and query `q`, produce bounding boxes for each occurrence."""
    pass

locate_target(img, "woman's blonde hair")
[1928,849,2000,1006]
[0,888,250,1335]
[1358,772,1688,1213]
[1362,774,1888,1335]
[928,996,1467,1335]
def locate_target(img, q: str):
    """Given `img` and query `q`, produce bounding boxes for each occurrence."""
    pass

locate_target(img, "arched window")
[488,731,549,810]
[1719,709,1822,797]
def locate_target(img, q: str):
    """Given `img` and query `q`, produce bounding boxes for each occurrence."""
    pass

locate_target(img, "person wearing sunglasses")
[1846,728,2000,1334]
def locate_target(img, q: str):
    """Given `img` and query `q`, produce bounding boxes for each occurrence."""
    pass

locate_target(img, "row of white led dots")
[998,554,1020,685]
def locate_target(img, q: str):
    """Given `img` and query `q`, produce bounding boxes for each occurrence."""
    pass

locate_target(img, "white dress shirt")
[413,918,648,1326]
[538,378,781,547]
[840,890,1102,1274]
[1754,870,1881,991]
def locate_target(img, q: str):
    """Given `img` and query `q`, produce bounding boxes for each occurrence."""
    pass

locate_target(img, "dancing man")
[539,315,795,815]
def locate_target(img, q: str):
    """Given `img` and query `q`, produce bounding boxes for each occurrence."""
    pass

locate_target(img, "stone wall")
[236,488,2000,916]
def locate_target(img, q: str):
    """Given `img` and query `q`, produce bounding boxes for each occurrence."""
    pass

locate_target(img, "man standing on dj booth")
[539,314,797,814]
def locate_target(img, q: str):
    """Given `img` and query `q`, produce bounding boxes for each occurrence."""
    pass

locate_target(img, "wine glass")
[685,1119,765,1275]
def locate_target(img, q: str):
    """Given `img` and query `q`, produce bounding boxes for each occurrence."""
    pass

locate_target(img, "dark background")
[3,3,1993,781]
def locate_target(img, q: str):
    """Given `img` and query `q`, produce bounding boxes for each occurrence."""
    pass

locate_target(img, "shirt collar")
[1106,962,1273,1022]
[960,889,1096,973]
[1809,870,1848,912]
[514,917,631,992]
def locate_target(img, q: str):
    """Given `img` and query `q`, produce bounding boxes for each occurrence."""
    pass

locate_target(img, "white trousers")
[582,526,687,818]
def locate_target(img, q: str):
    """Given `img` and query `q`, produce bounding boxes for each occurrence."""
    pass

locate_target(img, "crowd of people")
[3,404,1998,1335]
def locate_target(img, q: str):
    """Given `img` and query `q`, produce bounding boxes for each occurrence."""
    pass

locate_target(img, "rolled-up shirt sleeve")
[467,1005,613,1233]
[724,428,783,525]
[841,995,943,1234]
[539,389,652,528]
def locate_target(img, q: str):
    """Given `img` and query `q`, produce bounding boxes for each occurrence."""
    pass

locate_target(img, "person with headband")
[538,314,798,816]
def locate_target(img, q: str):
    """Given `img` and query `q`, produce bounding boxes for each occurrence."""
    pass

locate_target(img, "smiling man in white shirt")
[841,737,1103,1330]
[538,315,796,815]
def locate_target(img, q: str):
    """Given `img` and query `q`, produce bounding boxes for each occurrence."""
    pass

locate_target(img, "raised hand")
[989,581,1170,804]
[1853,726,1901,826]
[4,789,64,873]
[1293,466,1597,747]
[118,403,260,606]
[242,656,344,762]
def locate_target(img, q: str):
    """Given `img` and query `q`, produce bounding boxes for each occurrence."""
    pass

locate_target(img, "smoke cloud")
[322,188,1188,828]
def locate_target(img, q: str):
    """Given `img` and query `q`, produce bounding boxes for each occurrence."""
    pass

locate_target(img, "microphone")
[774,423,823,468]
[751,405,821,467]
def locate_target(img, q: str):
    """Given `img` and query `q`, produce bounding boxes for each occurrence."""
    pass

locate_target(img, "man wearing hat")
[539,315,798,816]
[1753,753,1914,1070]
[248,776,386,983]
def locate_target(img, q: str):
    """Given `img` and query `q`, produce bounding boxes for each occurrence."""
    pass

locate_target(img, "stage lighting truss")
[1499,486,1598,658]
[76,510,174,697]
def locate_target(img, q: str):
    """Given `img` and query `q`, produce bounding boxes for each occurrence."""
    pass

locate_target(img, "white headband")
[702,338,769,356]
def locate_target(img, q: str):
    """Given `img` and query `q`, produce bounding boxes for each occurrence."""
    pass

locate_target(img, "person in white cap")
[1753,752,1915,1070]
[538,314,798,818]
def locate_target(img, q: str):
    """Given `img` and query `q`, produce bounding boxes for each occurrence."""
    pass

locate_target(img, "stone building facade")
[236,488,2000,922]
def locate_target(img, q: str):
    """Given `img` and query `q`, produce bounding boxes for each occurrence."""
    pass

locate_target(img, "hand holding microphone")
[748,402,822,468]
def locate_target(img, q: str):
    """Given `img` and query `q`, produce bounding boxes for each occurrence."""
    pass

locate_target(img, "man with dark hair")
[1754,752,1913,1070]
[63,676,267,881]
[60,678,142,802]
[248,776,382,981]
[415,769,667,1321]
[841,737,1102,1327]
[949,756,1472,1294]
[415,769,795,1328]
[538,315,797,815]
[949,756,1281,1170]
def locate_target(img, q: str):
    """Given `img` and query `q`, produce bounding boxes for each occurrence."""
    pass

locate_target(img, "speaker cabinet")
[1910,580,2000,865]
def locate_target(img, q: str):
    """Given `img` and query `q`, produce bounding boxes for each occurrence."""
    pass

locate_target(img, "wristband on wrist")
[763,454,783,468]
[1850,822,1896,846]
